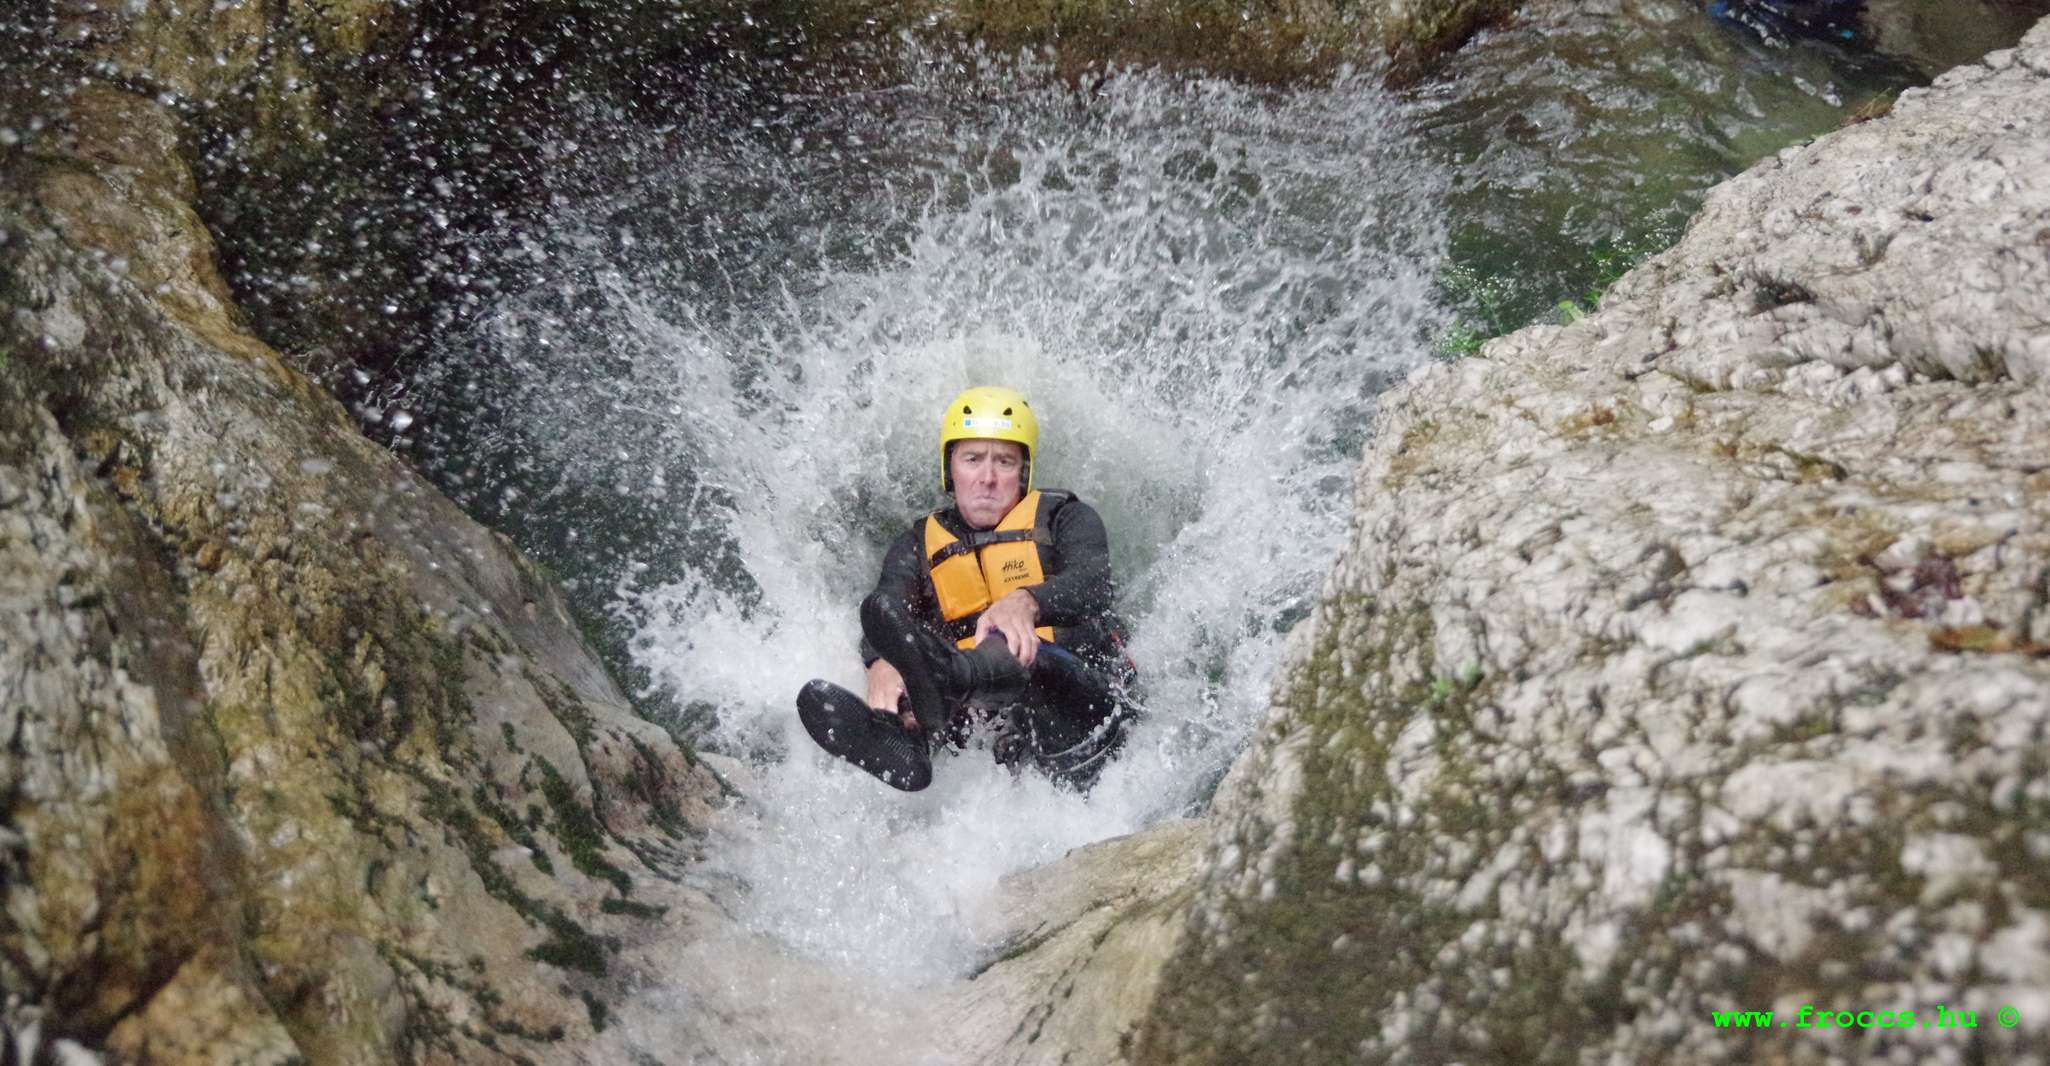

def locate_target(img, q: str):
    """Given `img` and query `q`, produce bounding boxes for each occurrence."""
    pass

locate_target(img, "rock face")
[869,0,1519,81]
[950,819,1212,1065]
[1135,17,2050,1066]
[0,0,1532,1059]
[1,53,724,1066]
[9,0,2049,1062]
[578,812,1209,1066]
[1866,0,2050,76]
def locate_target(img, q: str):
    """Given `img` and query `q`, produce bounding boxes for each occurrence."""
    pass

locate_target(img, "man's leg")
[1011,645,1137,792]
[860,593,1027,737]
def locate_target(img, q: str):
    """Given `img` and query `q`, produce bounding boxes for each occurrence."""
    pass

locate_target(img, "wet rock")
[1865,0,2050,76]
[582,812,1210,1066]
[1,57,724,1066]
[951,819,1211,1065]
[1136,16,2050,1066]
[861,0,1519,82]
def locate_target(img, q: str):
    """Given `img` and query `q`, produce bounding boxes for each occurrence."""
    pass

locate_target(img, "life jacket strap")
[927,527,1035,567]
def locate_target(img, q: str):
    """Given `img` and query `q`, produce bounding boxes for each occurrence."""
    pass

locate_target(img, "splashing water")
[419,53,1448,987]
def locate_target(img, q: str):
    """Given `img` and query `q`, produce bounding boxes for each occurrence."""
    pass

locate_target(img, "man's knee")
[1029,647,1121,712]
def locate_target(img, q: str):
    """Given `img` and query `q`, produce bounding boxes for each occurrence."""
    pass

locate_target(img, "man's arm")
[1027,497,1115,623]
[859,525,927,666]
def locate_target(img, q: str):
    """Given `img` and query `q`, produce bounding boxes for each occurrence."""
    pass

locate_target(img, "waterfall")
[418,50,1447,989]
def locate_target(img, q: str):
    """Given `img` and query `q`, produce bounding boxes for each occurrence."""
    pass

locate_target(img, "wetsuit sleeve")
[1029,498,1115,624]
[859,524,928,666]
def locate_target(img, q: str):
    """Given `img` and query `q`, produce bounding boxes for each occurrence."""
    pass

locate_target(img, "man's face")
[950,438,1026,530]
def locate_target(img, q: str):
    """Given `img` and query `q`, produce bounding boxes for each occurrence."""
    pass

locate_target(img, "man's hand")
[974,589,1042,668]
[865,659,918,731]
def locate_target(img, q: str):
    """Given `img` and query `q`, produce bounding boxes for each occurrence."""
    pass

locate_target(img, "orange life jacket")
[924,491,1062,650]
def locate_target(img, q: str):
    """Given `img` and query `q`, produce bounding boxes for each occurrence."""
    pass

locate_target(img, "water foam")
[425,54,1448,985]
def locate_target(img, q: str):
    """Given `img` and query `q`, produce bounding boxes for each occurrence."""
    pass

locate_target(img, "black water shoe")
[796,679,932,791]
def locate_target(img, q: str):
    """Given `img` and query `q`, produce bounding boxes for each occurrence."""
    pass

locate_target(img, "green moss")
[1747,271,1816,313]
[326,788,405,835]
[536,757,631,896]
[525,667,595,748]
[580,990,609,1033]
[600,897,667,919]
[466,622,517,659]
[1767,444,1848,483]
[385,944,573,1054]
[929,0,1357,85]
[486,1015,566,1044]
[525,915,615,978]
[1435,230,1677,358]
[473,781,553,875]
[417,773,523,903]
[624,735,691,840]
[1772,708,1838,745]
[408,767,617,977]
[427,632,477,758]
[1137,597,1631,1064]
[1842,90,1897,126]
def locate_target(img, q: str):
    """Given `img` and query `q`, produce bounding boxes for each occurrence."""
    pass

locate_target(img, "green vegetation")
[535,757,632,896]
[412,766,617,977]
[382,941,569,1058]
[474,781,554,875]
[1433,261,1517,358]
[526,667,596,748]
[1435,230,1678,359]
[625,735,692,841]
[580,990,610,1033]
[1843,90,1897,126]
[600,896,667,919]
[525,919,615,977]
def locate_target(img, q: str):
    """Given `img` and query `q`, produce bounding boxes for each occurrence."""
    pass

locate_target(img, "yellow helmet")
[939,385,1038,493]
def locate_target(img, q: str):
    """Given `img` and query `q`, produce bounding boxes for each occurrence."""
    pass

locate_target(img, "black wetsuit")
[861,493,1131,678]
[800,492,1137,791]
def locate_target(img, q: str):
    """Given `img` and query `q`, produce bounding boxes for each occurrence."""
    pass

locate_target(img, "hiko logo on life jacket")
[1002,558,1029,576]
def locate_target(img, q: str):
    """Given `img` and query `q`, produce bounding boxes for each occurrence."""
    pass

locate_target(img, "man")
[796,385,1137,792]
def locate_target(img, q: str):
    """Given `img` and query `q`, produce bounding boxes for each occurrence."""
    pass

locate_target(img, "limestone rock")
[834,0,1521,83]
[1865,0,2050,76]
[581,813,1210,1066]
[1,47,723,1066]
[951,819,1210,1065]
[1136,16,2050,1066]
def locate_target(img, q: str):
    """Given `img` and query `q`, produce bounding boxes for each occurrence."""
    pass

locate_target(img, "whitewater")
[418,51,1448,1058]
